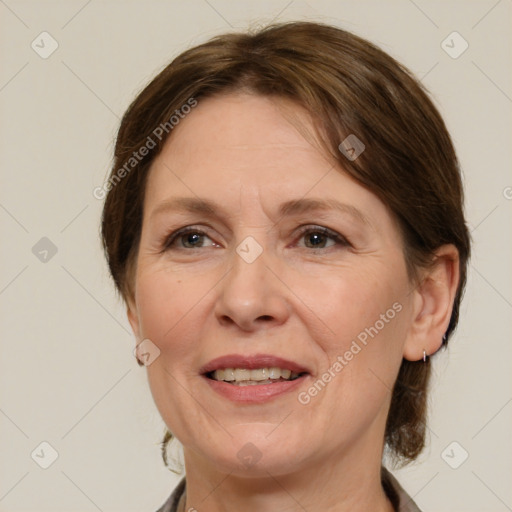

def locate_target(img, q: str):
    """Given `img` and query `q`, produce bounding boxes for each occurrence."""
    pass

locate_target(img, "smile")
[207,367,304,385]
[200,353,311,402]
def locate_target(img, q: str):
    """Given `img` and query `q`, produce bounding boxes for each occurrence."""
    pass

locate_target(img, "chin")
[193,429,310,477]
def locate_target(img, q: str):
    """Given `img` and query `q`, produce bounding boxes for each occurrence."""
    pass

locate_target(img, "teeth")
[281,369,291,379]
[234,369,251,382]
[251,368,268,381]
[223,368,235,381]
[211,367,301,384]
[268,367,280,379]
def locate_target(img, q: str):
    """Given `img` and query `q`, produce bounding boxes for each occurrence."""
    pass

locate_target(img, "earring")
[423,349,427,362]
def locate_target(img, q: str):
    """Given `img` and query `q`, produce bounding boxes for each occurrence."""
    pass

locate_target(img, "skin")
[127,93,459,512]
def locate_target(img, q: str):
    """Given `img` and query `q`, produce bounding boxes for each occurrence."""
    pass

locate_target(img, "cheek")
[295,264,408,406]
[134,270,213,433]
[293,263,407,351]
[134,268,209,380]
[136,267,203,340]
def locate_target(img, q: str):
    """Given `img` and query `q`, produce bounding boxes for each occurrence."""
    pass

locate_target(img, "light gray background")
[1,1,511,511]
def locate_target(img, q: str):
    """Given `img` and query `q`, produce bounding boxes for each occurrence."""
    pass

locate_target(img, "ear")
[127,296,141,341]
[403,245,460,361]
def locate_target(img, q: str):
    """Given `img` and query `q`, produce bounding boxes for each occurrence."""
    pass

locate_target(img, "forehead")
[173,93,317,149]
[143,93,395,234]
[153,93,327,177]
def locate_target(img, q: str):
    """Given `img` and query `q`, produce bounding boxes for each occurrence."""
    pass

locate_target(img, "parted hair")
[101,21,470,467]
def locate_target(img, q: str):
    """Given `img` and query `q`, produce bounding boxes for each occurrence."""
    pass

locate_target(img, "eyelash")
[160,225,351,252]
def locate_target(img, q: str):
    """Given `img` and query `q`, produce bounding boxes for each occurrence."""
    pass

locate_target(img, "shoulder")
[155,470,422,512]
[382,467,423,512]
[155,477,186,512]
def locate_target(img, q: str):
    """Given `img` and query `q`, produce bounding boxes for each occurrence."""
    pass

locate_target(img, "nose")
[214,244,290,332]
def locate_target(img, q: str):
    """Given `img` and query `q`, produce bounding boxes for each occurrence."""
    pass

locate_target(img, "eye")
[160,225,349,252]
[296,226,350,249]
[161,227,217,251]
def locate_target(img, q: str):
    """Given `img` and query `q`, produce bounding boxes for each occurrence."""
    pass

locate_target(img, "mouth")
[200,354,311,402]
[205,367,307,386]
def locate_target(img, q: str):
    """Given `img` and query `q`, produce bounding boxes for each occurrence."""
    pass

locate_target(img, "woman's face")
[128,93,418,476]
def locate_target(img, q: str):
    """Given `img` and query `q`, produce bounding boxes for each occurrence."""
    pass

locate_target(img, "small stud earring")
[423,349,427,363]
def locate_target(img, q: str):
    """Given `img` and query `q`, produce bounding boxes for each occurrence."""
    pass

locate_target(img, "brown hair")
[101,21,470,467]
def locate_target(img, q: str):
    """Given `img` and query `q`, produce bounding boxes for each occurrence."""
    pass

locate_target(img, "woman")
[101,21,470,512]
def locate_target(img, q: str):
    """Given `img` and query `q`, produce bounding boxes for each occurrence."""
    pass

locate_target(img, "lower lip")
[203,375,308,403]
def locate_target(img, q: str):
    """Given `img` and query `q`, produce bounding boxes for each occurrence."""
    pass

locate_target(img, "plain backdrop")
[1,1,511,511]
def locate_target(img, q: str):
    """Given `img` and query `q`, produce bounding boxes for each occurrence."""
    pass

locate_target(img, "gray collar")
[156,467,422,512]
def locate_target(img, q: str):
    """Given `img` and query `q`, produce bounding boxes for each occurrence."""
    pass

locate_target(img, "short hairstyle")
[101,21,471,467]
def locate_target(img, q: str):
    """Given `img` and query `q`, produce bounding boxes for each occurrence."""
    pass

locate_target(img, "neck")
[181,439,394,512]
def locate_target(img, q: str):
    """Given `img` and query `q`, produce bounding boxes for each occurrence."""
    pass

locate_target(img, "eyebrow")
[277,198,371,227]
[150,197,372,227]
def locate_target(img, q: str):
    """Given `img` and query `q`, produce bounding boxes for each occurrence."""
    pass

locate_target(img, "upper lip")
[200,353,311,375]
